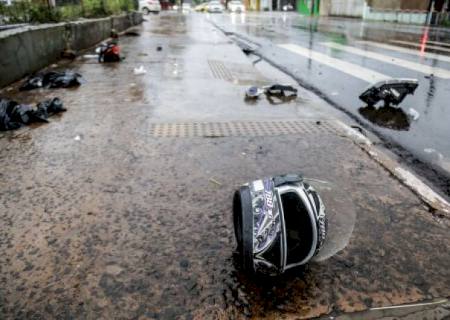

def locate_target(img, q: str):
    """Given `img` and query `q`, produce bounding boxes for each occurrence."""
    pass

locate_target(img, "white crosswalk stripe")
[427,40,450,48]
[278,43,389,83]
[322,42,450,79]
[356,40,450,63]
[390,39,450,53]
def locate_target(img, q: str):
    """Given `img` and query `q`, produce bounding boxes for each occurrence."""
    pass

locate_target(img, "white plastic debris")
[133,66,147,75]
[407,108,420,121]
[74,135,81,141]
[424,148,444,162]
[83,54,98,59]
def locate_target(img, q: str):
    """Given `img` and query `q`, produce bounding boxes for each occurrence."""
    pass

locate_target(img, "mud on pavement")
[0,13,449,320]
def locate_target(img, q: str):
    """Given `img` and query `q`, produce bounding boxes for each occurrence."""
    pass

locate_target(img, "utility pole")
[427,0,435,25]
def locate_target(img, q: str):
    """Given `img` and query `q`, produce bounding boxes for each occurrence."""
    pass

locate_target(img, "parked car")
[282,3,294,11]
[207,0,224,13]
[228,0,245,12]
[139,0,161,14]
[194,2,208,12]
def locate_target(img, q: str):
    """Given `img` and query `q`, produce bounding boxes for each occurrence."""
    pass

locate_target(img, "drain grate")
[207,60,236,82]
[148,120,340,138]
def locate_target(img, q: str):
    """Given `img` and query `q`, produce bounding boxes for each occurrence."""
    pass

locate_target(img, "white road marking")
[391,39,450,53]
[278,43,389,83]
[357,40,450,63]
[427,40,450,48]
[370,299,448,311]
[322,42,450,79]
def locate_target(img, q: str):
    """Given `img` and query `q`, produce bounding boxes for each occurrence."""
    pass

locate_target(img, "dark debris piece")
[124,31,140,36]
[20,71,84,91]
[265,84,298,97]
[245,84,298,100]
[359,79,418,107]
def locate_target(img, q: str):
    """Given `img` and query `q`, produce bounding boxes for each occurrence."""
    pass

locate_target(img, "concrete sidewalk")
[0,13,449,320]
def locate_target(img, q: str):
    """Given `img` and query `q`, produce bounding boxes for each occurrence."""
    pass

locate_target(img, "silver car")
[207,0,224,13]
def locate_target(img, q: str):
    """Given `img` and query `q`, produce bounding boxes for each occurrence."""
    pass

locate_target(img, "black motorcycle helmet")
[233,174,327,275]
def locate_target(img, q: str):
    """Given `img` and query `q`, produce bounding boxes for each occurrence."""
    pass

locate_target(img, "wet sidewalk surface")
[0,13,449,320]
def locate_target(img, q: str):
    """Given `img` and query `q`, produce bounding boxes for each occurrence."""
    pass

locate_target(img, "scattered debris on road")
[20,71,85,91]
[245,86,264,98]
[407,107,420,121]
[97,42,122,62]
[0,97,66,131]
[233,174,327,275]
[96,30,122,63]
[83,54,98,59]
[265,84,298,97]
[245,84,298,100]
[61,49,77,60]
[133,66,147,75]
[209,177,222,186]
[124,30,140,37]
[359,78,419,107]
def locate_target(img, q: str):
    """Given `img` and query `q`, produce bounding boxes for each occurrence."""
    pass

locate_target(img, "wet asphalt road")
[0,12,450,320]
[209,13,450,196]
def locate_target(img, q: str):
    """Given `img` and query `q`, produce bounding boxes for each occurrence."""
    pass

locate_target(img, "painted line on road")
[357,40,450,63]
[278,43,389,83]
[427,40,450,48]
[370,299,448,311]
[391,39,450,53]
[322,42,450,79]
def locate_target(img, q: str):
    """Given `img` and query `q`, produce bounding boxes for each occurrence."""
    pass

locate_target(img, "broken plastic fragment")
[407,108,420,121]
[264,84,298,97]
[245,84,298,100]
[83,54,98,59]
[359,78,419,107]
[133,66,147,75]
[245,86,264,98]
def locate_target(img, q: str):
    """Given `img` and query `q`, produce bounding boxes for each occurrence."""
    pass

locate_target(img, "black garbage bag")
[0,97,66,131]
[1,99,23,130]
[20,71,84,91]
[34,98,66,121]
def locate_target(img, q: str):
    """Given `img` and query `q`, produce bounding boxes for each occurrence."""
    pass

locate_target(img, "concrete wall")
[0,12,143,88]
[363,3,428,23]
[319,0,429,23]
[367,0,429,10]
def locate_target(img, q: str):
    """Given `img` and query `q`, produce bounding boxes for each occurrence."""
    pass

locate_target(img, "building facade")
[318,0,448,24]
